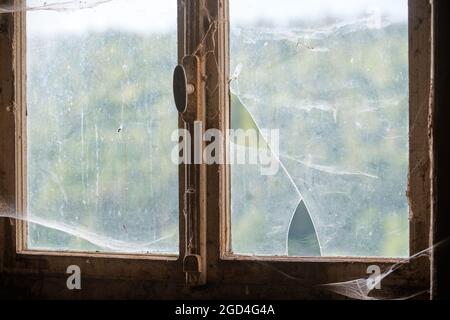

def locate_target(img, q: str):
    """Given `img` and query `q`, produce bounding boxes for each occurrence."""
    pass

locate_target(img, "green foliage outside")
[27,18,409,257]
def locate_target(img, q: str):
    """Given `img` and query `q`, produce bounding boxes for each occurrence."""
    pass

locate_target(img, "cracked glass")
[230,0,410,257]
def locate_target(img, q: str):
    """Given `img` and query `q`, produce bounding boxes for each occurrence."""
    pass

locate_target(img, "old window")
[26,0,179,254]
[0,0,432,299]
[229,0,410,258]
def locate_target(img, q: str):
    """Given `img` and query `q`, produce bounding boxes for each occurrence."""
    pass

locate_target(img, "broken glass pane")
[230,0,409,257]
[26,0,179,254]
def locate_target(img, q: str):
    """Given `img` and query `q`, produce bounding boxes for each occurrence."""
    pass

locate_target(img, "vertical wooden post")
[178,0,208,287]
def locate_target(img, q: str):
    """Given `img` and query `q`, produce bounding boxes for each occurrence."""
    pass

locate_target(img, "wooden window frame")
[0,0,432,299]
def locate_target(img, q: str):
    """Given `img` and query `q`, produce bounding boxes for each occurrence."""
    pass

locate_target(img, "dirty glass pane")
[230,0,409,257]
[26,0,179,254]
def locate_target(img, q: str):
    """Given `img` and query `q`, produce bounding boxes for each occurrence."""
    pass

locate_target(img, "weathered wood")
[0,0,16,275]
[408,0,432,257]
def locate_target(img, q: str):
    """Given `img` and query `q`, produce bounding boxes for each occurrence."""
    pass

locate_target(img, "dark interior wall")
[431,0,450,301]
[0,5,15,204]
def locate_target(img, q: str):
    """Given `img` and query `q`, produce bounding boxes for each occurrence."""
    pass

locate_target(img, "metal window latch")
[173,55,201,121]
[173,55,207,288]
[173,64,194,114]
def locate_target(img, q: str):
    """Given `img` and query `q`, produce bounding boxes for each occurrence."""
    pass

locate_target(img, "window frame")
[209,0,432,299]
[2,0,189,293]
[0,0,433,299]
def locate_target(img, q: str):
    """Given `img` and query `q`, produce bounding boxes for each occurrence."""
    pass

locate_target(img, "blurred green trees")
[27,18,409,257]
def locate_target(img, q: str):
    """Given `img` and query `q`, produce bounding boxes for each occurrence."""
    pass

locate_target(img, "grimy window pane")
[230,0,409,257]
[26,0,179,254]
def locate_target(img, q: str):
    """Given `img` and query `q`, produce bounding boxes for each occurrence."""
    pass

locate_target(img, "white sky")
[26,0,408,36]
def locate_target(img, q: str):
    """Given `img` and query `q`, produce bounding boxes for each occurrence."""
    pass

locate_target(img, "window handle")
[173,64,195,114]
[173,64,195,113]
[173,55,207,287]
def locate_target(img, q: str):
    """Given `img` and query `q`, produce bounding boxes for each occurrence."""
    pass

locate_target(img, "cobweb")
[0,0,112,13]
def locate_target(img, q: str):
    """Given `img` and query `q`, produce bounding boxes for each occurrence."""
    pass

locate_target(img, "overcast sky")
[25,0,408,36]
